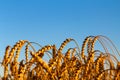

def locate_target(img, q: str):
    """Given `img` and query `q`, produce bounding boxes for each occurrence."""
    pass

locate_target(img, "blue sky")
[0,0,120,76]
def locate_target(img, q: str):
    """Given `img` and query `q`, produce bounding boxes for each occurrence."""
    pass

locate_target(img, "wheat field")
[1,35,120,80]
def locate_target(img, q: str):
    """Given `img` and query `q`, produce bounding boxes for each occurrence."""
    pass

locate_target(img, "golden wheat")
[0,35,120,80]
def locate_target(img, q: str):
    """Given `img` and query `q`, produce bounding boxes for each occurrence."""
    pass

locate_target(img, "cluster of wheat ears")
[1,35,120,80]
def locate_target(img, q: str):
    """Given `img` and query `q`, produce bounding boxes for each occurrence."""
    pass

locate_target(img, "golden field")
[1,35,120,80]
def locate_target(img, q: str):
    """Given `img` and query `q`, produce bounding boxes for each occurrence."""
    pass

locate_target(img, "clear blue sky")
[0,0,120,76]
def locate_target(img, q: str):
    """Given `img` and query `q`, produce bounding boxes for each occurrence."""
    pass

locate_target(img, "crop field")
[0,35,120,80]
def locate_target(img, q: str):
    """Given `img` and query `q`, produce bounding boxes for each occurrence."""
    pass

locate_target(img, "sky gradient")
[0,0,120,76]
